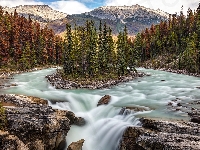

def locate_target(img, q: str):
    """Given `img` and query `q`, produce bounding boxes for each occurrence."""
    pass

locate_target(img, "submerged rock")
[0,94,70,150]
[119,118,200,150]
[167,99,200,124]
[67,139,85,150]
[97,95,111,106]
[64,110,86,126]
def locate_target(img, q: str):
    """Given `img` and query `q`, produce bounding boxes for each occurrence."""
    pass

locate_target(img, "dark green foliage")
[63,21,135,79]
[133,4,200,73]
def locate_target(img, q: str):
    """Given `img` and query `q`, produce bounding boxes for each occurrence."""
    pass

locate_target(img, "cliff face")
[0,94,70,150]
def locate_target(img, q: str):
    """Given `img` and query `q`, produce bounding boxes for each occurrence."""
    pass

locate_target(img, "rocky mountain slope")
[89,5,168,21]
[56,4,169,35]
[3,5,67,27]
[2,4,168,35]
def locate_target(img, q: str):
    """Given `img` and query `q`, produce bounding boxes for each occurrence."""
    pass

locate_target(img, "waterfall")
[1,68,200,149]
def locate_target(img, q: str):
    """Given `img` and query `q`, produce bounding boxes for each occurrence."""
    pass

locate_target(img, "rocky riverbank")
[0,94,85,150]
[95,94,200,150]
[119,118,200,150]
[142,64,200,77]
[118,95,200,150]
[45,71,146,90]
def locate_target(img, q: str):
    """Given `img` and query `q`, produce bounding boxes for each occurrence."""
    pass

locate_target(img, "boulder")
[191,116,200,124]
[0,94,70,150]
[74,117,86,126]
[119,118,200,150]
[97,95,111,106]
[67,139,85,150]
[65,111,86,126]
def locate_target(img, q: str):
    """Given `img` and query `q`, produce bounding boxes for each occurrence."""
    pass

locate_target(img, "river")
[1,68,200,150]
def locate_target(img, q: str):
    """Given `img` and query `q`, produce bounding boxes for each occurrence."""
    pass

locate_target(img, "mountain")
[89,5,168,21]
[3,5,67,28]
[55,4,169,35]
[2,4,169,35]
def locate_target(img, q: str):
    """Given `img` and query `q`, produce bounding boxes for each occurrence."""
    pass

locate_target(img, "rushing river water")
[1,68,200,150]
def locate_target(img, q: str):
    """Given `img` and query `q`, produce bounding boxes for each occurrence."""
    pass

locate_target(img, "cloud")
[104,0,199,14]
[0,0,44,7]
[50,0,91,14]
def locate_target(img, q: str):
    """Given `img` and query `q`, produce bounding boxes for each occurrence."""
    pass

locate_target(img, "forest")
[135,5,200,73]
[0,4,200,79]
[0,6,63,71]
[63,21,136,79]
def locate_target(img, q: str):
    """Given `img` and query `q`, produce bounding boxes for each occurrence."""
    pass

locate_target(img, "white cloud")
[50,0,91,14]
[104,0,199,14]
[0,0,44,7]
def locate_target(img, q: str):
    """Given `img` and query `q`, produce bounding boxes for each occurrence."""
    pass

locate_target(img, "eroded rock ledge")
[119,118,200,150]
[45,71,146,90]
[0,94,84,150]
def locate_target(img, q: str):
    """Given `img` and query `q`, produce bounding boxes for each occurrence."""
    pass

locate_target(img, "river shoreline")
[0,65,59,89]
[45,71,147,90]
[1,66,199,90]
[143,66,200,77]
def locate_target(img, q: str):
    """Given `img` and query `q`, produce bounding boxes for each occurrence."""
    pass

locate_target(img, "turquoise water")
[1,68,200,150]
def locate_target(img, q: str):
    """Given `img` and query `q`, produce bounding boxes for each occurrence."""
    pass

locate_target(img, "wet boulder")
[119,118,200,150]
[191,116,200,124]
[97,95,111,106]
[67,139,85,150]
[65,111,86,126]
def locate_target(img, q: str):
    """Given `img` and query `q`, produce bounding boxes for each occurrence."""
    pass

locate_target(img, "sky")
[0,0,199,15]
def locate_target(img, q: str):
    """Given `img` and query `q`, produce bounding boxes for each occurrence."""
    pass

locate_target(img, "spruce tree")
[64,23,73,75]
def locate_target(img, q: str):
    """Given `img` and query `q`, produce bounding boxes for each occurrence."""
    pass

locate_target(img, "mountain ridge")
[89,4,168,21]
[3,5,67,22]
[67,4,168,35]
[2,4,169,35]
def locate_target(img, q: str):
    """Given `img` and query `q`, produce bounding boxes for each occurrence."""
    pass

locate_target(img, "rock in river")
[67,139,85,150]
[97,95,111,106]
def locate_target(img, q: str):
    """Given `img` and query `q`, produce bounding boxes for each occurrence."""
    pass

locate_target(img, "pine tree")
[116,31,127,76]
[87,21,98,77]
[180,33,199,72]
[64,23,73,75]
[107,27,115,72]
[98,20,106,73]
[196,3,200,72]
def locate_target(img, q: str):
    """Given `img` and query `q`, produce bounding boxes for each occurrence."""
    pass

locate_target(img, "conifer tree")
[107,27,115,72]
[87,21,98,77]
[116,32,127,76]
[98,21,106,73]
[64,23,73,75]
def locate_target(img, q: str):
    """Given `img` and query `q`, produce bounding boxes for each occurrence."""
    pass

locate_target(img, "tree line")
[133,4,200,73]
[63,21,136,78]
[0,6,63,71]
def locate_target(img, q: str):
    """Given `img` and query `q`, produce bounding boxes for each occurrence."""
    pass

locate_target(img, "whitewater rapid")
[1,68,200,150]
